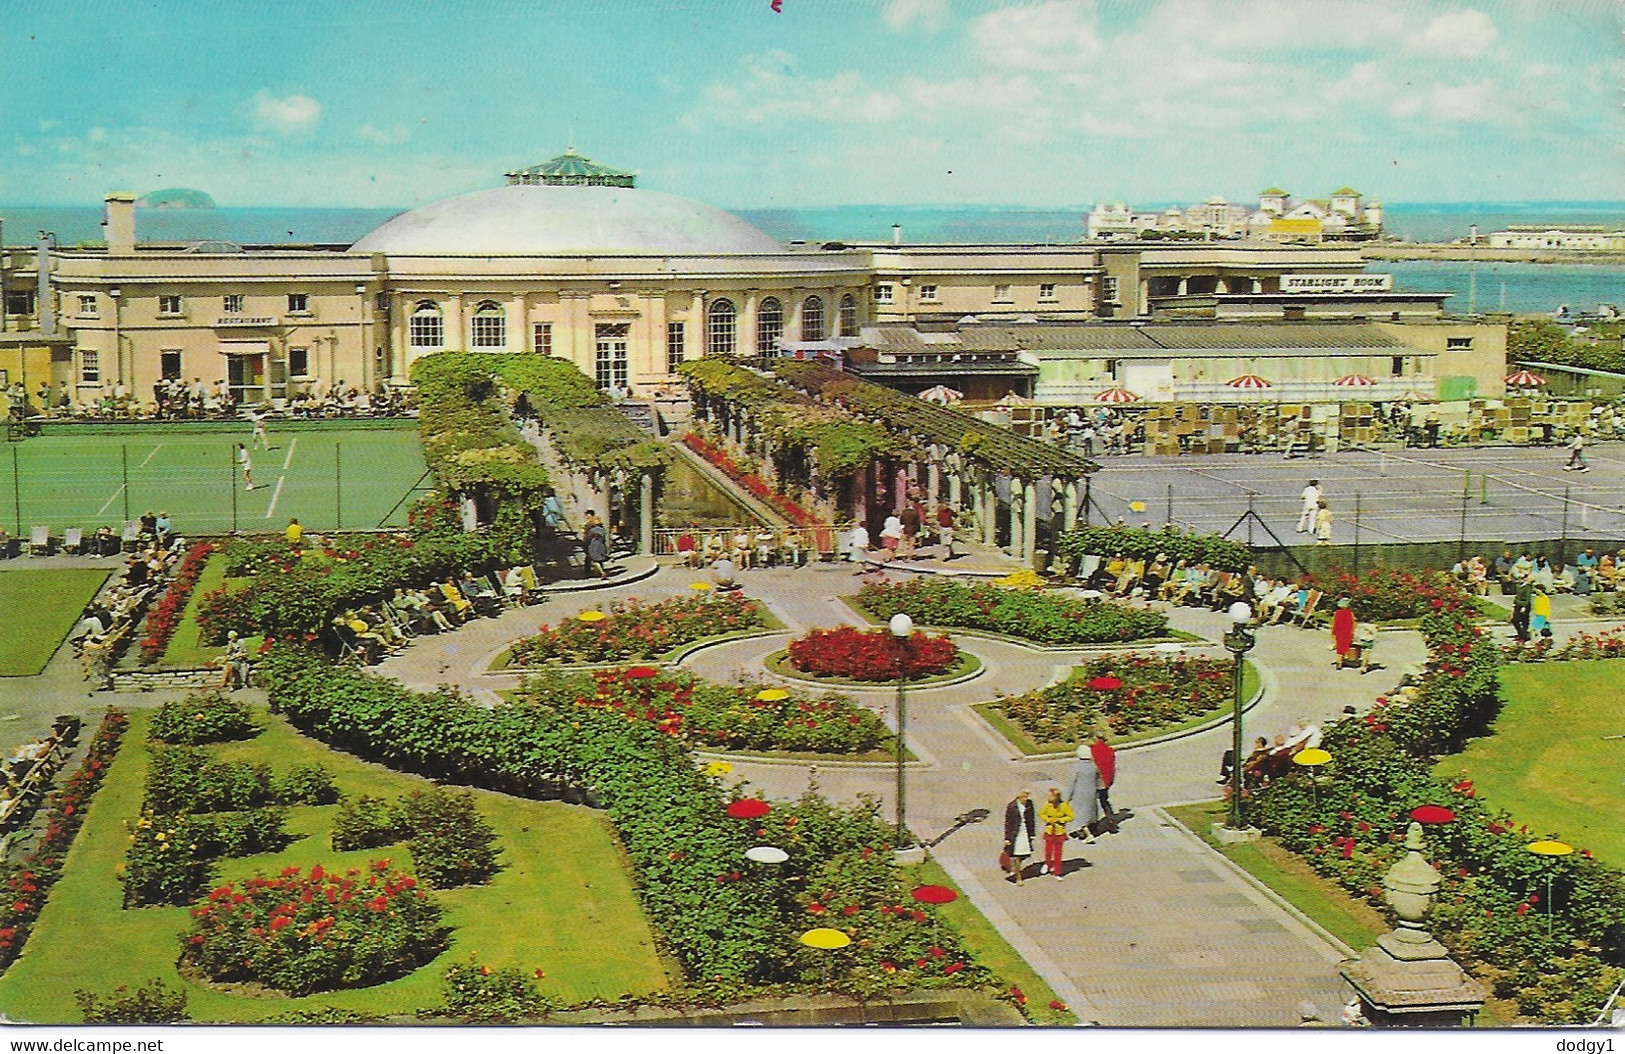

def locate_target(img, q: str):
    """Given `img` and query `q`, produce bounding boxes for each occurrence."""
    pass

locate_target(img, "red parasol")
[1504,370,1547,387]
[1410,806,1456,825]
[725,798,772,820]
[1333,374,1376,387]
[1087,675,1124,691]
[1226,374,1273,389]
[911,885,959,904]
[1095,387,1139,404]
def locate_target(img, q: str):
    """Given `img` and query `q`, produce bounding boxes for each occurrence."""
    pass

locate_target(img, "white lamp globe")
[1227,602,1253,626]
[889,613,915,638]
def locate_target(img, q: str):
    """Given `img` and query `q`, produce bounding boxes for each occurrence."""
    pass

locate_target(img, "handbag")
[998,850,1012,872]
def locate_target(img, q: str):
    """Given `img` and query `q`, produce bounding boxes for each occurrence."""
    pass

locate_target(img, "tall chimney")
[892,223,902,246]
[103,192,137,256]
[36,232,54,335]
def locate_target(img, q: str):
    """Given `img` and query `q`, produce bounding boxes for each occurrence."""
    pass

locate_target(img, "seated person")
[1599,552,1618,590]
[1212,570,1250,611]
[1465,555,1490,596]
[1555,563,1578,594]
[1157,560,1189,602]
[675,528,700,568]
[1241,737,1273,787]
[1116,555,1146,596]
[1144,553,1170,596]
[754,529,776,568]
[437,579,474,623]
[1102,552,1127,588]
[1272,584,1311,624]
[732,530,754,569]
[780,530,804,568]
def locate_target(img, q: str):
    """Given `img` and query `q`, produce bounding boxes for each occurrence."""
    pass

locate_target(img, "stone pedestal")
[1340,947,1485,1027]
[1210,822,1261,845]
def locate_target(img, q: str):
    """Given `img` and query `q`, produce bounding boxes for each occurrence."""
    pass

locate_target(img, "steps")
[616,400,661,436]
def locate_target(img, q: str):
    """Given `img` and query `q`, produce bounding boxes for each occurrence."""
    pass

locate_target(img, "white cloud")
[1406,9,1498,58]
[251,91,322,134]
[357,122,410,145]
[86,126,107,143]
[1390,79,1501,122]
[884,0,949,32]
[972,0,1104,71]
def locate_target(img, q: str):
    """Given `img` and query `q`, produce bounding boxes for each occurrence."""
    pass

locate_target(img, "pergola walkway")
[376,560,1430,1027]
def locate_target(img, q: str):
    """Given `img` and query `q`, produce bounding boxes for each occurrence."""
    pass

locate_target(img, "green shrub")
[275,763,340,805]
[147,693,258,744]
[396,788,503,888]
[75,979,189,1023]
[856,577,1168,645]
[121,809,289,907]
[435,961,555,1022]
[144,747,335,813]
[331,794,405,852]
[1058,525,1252,573]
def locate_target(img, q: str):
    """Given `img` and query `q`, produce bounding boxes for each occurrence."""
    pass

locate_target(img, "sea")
[2,201,1621,316]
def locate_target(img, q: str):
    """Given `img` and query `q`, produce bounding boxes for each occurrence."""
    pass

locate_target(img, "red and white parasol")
[1095,387,1139,404]
[918,384,963,404]
[1504,370,1547,388]
[1226,374,1273,389]
[1333,374,1376,387]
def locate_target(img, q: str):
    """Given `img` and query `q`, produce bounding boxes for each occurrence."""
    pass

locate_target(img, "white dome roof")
[351,183,782,255]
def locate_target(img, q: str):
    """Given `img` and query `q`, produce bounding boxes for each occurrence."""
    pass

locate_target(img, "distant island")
[136,188,216,209]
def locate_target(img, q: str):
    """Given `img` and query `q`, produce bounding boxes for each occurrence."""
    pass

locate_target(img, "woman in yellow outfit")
[1038,787,1075,881]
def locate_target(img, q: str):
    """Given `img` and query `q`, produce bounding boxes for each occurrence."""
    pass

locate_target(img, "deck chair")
[120,521,140,553]
[1076,554,1101,583]
[1290,589,1323,628]
[62,527,83,555]
[500,569,525,607]
[381,599,418,638]
[518,565,539,602]
[27,525,49,556]
[437,583,474,622]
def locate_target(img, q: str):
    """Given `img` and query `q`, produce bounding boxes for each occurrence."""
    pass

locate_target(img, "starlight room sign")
[1280,273,1394,294]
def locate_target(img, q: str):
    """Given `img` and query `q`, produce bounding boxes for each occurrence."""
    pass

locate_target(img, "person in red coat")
[1330,596,1356,669]
[1090,734,1118,823]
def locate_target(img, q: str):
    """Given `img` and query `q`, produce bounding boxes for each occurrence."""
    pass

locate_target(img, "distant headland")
[135,188,216,209]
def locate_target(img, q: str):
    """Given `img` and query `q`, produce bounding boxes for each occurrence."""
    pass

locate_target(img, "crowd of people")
[323,559,541,667]
[70,524,192,682]
[0,717,80,840]
[674,525,821,571]
[5,379,414,423]
[1215,715,1335,792]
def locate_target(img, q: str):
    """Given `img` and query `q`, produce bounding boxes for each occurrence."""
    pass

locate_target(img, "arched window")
[408,301,444,348]
[839,293,858,337]
[757,297,783,354]
[801,295,825,342]
[471,301,506,348]
[708,298,737,357]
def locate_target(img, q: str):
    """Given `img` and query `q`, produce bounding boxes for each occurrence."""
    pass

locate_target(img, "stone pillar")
[1022,478,1038,562]
[1063,477,1079,532]
[1008,478,1025,560]
[947,469,962,510]
[925,459,940,507]
[983,475,998,547]
[639,471,655,555]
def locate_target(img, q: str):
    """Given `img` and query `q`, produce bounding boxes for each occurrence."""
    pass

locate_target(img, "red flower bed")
[181,860,445,995]
[0,708,128,971]
[682,433,818,526]
[507,593,768,665]
[787,626,958,681]
[1295,566,1474,623]
[137,542,216,665]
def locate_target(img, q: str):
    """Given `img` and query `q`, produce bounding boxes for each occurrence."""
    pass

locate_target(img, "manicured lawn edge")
[971,660,1262,756]
[0,567,110,677]
[157,551,229,668]
[763,647,983,689]
[906,858,1078,1026]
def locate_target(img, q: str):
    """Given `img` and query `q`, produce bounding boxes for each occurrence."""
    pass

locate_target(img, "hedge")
[1057,525,1253,574]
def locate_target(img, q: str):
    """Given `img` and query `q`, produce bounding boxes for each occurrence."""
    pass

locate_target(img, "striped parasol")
[1504,369,1547,388]
[1226,374,1273,389]
[1333,374,1376,387]
[1095,387,1139,404]
[1394,390,1434,403]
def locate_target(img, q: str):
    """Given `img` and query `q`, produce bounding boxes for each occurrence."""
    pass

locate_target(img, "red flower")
[1049,1000,1068,1011]
[943,962,964,975]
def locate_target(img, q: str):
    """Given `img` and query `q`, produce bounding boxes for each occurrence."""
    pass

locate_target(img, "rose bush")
[121,808,290,907]
[787,626,958,681]
[181,860,447,995]
[147,693,258,745]
[143,746,336,813]
[505,593,769,666]
[0,709,127,973]
[1292,567,1477,623]
[995,653,1237,744]
[137,542,215,664]
[1503,626,1625,663]
[856,578,1168,646]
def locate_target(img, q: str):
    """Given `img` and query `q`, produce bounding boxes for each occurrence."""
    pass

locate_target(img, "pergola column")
[980,473,998,547]
[925,458,940,507]
[1062,477,1079,532]
[1022,478,1038,563]
[947,469,962,510]
[639,471,655,555]
[1008,477,1025,560]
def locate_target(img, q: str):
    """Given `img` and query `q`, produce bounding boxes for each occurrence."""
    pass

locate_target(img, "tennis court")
[2,421,427,535]
[1088,441,1625,547]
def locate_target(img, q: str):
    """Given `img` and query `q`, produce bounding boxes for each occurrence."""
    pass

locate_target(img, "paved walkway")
[374,558,1431,1026]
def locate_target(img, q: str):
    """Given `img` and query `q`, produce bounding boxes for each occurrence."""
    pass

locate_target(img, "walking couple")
[1002,735,1120,885]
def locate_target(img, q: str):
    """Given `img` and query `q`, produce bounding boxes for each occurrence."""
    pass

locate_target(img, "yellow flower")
[704,761,734,776]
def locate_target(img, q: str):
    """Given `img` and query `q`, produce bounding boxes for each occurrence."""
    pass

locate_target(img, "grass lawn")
[6,423,426,534]
[1164,801,1388,952]
[1434,660,1625,868]
[0,707,670,1024]
[0,567,109,676]
[904,858,1077,1026]
[972,660,1261,755]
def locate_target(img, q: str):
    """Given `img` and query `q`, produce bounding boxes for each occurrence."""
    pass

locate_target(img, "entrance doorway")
[226,353,266,405]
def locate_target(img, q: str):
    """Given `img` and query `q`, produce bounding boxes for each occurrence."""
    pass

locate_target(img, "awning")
[218,342,270,357]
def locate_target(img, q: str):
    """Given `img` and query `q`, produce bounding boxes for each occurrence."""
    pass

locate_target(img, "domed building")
[28,149,1498,414]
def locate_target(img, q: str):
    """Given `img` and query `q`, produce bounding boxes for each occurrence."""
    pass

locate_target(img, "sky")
[1,0,1620,209]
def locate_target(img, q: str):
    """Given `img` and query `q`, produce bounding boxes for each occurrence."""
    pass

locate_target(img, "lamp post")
[890,612,914,848]
[1224,601,1257,833]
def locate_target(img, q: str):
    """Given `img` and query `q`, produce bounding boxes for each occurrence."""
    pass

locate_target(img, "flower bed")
[147,693,258,745]
[681,432,818,526]
[786,626,957,681]
[0,709,128,973]
[561,666,891,755]
[137,542,215,664]
[1502,626,1625,663]
[855,578,1168,646]
[181,861,447,996]
[258,648,988,997]
[1249,601,1625,1024]
[503,593,770,667]
[1291,567,1479,623]
[991,653,1238,746]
